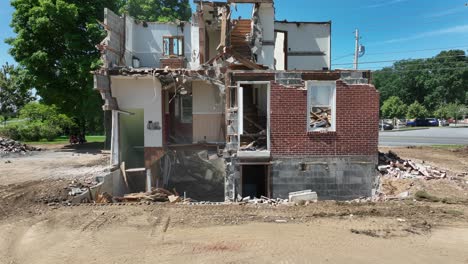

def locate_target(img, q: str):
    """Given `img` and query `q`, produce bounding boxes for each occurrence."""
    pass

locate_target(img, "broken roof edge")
[104,7,190,26]
[275,20,332,25]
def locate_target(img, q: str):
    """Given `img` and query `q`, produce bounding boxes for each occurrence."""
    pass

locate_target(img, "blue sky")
[1,0,467,70]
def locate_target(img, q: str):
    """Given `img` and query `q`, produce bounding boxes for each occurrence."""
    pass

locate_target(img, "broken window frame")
[306,81,336,132]
[179,95,193,124]
[163,36,184,57]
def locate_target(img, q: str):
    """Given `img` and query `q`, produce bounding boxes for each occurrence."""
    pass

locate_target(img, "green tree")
[1,102,75,141]
[0,63,34,125]
[373,50,468,111]
[120,0,191,22]
[406,101,429,119]
[434,104,449,119]
[6,0,122,136]
[445,103,466,122]
[381,96,408,119]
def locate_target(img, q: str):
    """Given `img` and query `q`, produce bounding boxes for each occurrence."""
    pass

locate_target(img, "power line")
[332,54,467,66]
[332,46,468,63]
[363,45,468,56]
[335,66,468,72]
[332,53,354,61]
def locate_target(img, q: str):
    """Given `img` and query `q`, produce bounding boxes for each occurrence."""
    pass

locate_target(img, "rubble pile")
[239,195,289,205]
[0,137,40,154]
[115,188,187,203]
[378,151,449,180]
[67,179,98,197]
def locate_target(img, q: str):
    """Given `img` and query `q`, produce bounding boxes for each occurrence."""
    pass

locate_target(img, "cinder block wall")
[271,156,377,200]
[269,80,380,200]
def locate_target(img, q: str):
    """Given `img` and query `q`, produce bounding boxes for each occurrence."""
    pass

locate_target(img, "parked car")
[426,118,439,127]
[438,119,449,126]
[379,122,394,130]
[406,118,428,127]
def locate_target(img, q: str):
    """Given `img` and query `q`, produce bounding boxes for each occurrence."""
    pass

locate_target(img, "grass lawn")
[429,144,467,150]
[25,135,105,145]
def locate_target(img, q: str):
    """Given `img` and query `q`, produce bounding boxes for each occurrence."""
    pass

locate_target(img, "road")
[379,127,468,146]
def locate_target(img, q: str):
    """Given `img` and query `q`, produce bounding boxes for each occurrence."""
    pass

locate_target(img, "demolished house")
[93,0,379,202]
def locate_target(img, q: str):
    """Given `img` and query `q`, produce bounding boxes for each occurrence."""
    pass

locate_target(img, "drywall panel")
[274,31,285,70]
[111,77,163,147]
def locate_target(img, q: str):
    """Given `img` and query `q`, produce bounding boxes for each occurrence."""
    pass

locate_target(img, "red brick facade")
[270,80,380,157]
[160,57,185,69]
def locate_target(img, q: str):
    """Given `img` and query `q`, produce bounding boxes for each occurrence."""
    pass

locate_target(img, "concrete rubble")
[288,190,318,203]
[0,137,41,154]
[378,151,450,180]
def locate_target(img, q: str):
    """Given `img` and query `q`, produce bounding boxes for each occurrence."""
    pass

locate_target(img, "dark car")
[426,118,439,126]
[406,118,428,127]
[379,123,394,130]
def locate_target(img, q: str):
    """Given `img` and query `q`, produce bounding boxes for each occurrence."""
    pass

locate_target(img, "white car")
[438,119,449,126]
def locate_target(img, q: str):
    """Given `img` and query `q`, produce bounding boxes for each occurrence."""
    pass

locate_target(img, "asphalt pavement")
[379,127,468,146]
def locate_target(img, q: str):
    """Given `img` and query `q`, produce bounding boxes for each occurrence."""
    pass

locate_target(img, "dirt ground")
[0,144,467,264]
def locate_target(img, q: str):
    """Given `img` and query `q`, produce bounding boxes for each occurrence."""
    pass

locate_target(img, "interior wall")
[111,77,163,147]
[207,29,221,61]
[119,109,144,168]
[192,81,224,143]
[274,22,331,70]
[125,17,192,68]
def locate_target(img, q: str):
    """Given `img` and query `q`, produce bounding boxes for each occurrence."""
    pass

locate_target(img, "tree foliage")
[373,50,468,113]
[6,0,122,134]
[120,0,191,22]
[381,96,407,119]
[406,101,429,119]
[0,63,34,123]
[0,102,74,141]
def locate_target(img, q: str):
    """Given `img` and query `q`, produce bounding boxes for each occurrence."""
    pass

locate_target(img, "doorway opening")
[241,165,269,198]
[238,82,270,151]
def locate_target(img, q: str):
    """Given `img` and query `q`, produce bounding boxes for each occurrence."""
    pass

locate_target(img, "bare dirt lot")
[0,144,467,264]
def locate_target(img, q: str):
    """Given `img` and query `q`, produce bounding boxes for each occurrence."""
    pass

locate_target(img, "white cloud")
[371,24,468,45]
[365,0,408,8]
[426,6,468,18]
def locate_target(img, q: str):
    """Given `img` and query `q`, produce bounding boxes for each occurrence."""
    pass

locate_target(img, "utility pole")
[354,29,359,70]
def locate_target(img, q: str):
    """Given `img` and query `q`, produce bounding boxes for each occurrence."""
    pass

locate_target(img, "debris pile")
[310,106,332,129]
[238,195,288,205]
[67,179,98,196]
[378,151,448,180]
[115,188,188,203]
[0,137,40,154]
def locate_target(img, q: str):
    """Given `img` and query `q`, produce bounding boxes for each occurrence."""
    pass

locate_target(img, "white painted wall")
[257,4,275,69]
[110,77,163,147]
[274,22,331,70]
[192,81,224,114]
[274,31,285,70]
[125,16,193,68]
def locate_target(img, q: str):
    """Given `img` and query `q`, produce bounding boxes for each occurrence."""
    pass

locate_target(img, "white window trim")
[306,81,336,132]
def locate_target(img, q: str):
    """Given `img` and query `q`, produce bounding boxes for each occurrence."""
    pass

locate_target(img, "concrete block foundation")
[271,155,378,200]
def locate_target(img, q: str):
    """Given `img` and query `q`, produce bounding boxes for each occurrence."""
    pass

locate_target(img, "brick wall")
[160,58,185,69]
[270,80,380,157]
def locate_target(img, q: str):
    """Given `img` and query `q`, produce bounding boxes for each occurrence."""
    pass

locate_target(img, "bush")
[0,124,21,140]
[0,102,75,142]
